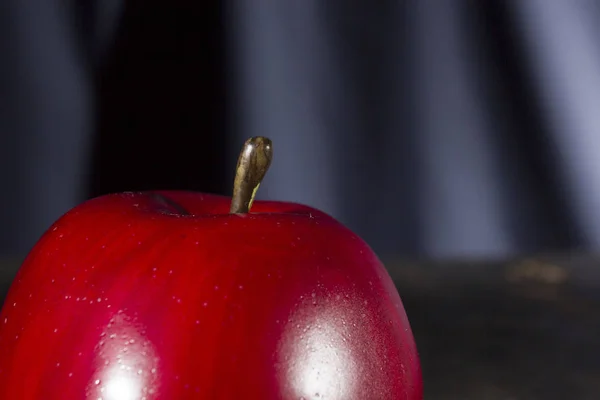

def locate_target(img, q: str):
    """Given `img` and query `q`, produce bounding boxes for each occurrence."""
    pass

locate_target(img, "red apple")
[0,138,422,399]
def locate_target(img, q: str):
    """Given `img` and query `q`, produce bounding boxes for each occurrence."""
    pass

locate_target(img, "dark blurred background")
[2,1,600,261]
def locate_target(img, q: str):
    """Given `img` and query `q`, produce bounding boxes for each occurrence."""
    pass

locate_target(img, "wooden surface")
[2,255,599,399]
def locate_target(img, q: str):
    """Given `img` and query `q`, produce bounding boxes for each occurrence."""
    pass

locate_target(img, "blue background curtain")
[2,1,599,261]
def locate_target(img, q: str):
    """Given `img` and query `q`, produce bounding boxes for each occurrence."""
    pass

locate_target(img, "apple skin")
[0,191,422,399]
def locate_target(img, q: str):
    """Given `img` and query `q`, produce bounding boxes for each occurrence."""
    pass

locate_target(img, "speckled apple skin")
[0,191,422,399]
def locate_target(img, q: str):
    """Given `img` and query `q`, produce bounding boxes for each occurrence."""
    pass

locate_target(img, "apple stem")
[230,136,273,214]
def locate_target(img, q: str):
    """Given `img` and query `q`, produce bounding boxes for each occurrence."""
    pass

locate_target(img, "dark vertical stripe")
[470,0,580,250]
[90,1,229,198]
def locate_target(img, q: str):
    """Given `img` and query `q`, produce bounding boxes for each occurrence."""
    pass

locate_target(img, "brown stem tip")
[230,137,273,214]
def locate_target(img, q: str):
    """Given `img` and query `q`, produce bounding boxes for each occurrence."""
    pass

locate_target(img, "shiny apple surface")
[0,192,422,399]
